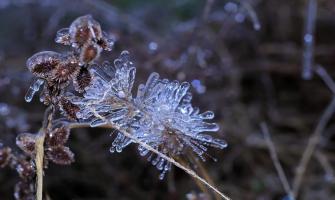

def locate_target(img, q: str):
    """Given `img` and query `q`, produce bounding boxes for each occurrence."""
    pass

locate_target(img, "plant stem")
[35,131,46,200]
[35,106,54,200]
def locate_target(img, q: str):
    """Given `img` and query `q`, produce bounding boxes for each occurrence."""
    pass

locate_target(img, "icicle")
[24,79,44,102]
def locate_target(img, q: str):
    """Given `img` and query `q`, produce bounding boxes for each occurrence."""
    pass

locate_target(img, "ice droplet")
[24,79,44,102]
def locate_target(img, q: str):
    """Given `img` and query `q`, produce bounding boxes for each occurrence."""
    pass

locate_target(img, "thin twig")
[260,122,293,199]
[315,65,335,94]
[35,106,54,200]
[302,0,317,80]
[292,97,335,198]
[315,150,335,182]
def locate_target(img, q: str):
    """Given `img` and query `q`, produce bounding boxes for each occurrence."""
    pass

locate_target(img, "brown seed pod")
[46,126,70,147]
[47,146,74,165]
[69,15,103,47]
[73,67,92,93]
[59,97,80,120]
[0,146,12,168]
[26,51,62,79]
[16,133,37,156]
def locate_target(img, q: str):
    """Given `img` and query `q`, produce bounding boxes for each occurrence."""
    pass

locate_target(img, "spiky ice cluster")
[67,51,227,179]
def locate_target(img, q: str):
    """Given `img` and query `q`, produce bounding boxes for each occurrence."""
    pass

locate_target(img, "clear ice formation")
[24,78,45,102]
[67,51,227,179]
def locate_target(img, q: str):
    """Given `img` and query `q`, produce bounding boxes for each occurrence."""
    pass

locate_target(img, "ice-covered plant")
[68,50,227,180]
[1,15,230,200]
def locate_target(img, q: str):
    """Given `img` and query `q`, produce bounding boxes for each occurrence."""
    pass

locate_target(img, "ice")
[24,79,44,102]
[64,51,227,176]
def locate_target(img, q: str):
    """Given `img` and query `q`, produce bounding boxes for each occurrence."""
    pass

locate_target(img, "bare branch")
[292,97,335,198]
[302,0,318,80]
[260,122,293,199]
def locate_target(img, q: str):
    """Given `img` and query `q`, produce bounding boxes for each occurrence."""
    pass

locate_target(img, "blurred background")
[1,0,335,199]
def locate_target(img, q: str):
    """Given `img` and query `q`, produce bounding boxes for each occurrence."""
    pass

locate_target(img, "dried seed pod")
[16,133,37,156]
[59,97,80,120]
[26,51,62,79]
[47,146,74,165]
[0,146,12,168]
[69,15,103,47]
[16,160,35,179]
[55,28,71,45]
[46,126,70,147]
[14,181,35,200]
[73,67,92,93]
[79,42,102,64]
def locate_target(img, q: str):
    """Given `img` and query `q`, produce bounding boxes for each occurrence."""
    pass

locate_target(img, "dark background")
[1,0,335,199]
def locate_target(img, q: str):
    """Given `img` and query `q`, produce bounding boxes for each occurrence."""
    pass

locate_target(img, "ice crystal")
[66,50,227,178]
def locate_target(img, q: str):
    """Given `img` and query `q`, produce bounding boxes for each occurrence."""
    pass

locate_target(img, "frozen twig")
[87,110,231,200]
[302,0,318,80]
[260,122,293,199]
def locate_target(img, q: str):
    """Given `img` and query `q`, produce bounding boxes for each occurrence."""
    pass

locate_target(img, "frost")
[66,50,226,177]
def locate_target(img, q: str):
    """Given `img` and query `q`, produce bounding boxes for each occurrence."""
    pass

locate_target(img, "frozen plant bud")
[26,51,62,79]
[69,15,103,48]
[52,55,80,83]
[46,146,74,165]
[79,42,102,64]
[16,133,37,156]
[59,97,80,120]
[46,126,70,147]
[73,68,92,93]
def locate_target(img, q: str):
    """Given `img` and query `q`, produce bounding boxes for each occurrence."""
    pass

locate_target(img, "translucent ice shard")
[24,79,44,102]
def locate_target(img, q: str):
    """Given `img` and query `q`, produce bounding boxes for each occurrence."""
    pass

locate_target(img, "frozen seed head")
[16,133,37,156]
[46,126,70,147]
[46,146,74,165]
[69,15,103,47]
[79,42,102,64]
[59,97,80,121]
[26,51,62,79]
[52,55,80,83]
[55,15,114,52]
[73,68,92,93]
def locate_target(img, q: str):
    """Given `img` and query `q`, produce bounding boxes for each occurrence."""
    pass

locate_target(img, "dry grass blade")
[260,122,293,199]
